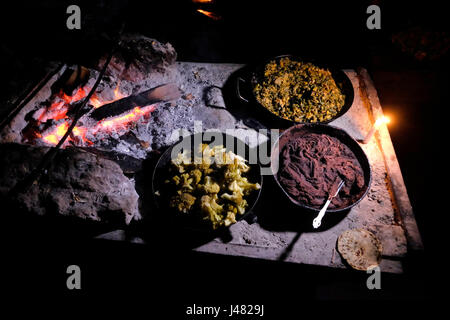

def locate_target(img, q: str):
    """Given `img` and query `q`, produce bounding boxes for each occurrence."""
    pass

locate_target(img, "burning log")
[51,65,91,95]
[0,143,140,224]
[89,83,181,121]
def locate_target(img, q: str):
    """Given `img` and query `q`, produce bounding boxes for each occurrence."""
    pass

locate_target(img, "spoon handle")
[313,199,331,229]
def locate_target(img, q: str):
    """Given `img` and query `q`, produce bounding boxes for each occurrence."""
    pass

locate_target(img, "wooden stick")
[89,83,181,121]
[0,63,64,132]
[8,24,124,197]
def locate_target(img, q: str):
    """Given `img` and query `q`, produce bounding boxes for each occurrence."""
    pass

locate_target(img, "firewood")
[89,83,181,121]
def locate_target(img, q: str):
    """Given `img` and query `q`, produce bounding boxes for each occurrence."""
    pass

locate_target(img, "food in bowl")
[165,144,261,229]
[278,132,365,209]
[253,57,345,122]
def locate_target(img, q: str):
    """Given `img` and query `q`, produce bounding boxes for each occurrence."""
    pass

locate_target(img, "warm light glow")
[192,0,213,3]
[96,105,156,131]
[89,83,125,109]
[42,135,59,145]
[62,87,88,104]
[72,126,86,138]
[72,126,93,145]
[196,9,221,20]
[42,122,70,145]
[89,94,103,109]
[50,102,68,120]
[38,100,68,122]
[37,83,156,147]
[114,83,125,100]
[56,122,69,136]
[375,116,390,127]
[99,107,143,129]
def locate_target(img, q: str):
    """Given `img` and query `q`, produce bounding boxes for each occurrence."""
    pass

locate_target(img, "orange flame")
[89,94,103,109]
[196,9,221,20]
[62,87,88,104]
[89,83,125,109]
[38,83,155,147]
[38,100,67,122]
[113,83,126,100]
[42,122,70,145]
[96,105,155,132]
[72,126,86,139]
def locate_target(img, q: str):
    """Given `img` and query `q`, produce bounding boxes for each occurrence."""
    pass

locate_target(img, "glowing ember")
[89,95,103,109]
[50,104,68,120]
[42,122,69,145]
[196,9,221,20]
[113,83,126,100]
[89,83,125,109]
[72,126,86,138]
[38,100,67,122]
[96,105,156,132]
[37,82,156,147]
[62,87,89,104]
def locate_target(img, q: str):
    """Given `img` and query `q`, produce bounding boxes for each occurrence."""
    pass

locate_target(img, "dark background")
[1,0,445,308]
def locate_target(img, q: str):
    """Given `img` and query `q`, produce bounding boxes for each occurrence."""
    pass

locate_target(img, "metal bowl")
[152,131,263,230]
[270,123,371,213]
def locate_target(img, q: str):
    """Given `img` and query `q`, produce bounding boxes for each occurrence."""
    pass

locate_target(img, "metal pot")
[270,123,371,213]
[152,131,263,231]
[236,55,355,129]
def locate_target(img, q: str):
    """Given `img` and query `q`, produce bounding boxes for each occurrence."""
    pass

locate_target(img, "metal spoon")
[313,178,345,229]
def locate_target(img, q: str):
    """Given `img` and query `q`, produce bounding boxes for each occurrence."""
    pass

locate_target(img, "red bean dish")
[278,132,365,209]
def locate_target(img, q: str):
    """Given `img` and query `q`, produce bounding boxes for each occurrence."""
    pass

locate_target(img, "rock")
[99,33,177,82]
[0,143,140,224]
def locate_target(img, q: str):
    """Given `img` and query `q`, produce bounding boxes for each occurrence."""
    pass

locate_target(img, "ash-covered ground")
[1,35,261,160]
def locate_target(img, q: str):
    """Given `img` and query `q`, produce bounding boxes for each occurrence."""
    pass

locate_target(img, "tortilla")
[337,229,383,271]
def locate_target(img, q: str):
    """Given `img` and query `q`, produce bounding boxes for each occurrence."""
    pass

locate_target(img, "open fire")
[24,82,156,147]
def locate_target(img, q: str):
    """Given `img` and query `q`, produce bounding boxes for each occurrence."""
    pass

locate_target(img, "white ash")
[132,102,194,151]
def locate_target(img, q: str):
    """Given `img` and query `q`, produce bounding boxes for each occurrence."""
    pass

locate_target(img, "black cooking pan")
[236,55,354,129]
[270,123,371,213]
[152,131,263,231]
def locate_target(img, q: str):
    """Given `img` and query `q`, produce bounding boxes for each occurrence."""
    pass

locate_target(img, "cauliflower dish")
[164,144,261,229]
